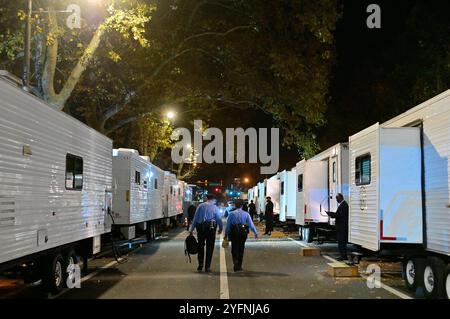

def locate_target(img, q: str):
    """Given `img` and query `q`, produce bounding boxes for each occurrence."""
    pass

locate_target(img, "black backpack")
[185,234,198,263]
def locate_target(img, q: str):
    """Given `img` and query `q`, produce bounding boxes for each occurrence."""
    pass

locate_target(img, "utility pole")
[23,0,32,88]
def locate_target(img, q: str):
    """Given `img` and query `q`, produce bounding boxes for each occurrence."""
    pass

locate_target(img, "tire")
[64,250,80,288]
[423,256,446,299]
[403,257,424,292]
[444,265,450,299]
[41,253,65,294]
[303,227,312,243]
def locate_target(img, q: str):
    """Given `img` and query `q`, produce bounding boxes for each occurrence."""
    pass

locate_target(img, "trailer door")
[329,157,338,225]
[304,161,329,223]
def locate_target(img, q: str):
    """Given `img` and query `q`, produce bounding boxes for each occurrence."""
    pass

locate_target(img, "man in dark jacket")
[264,197,274,236]
[325,193,349,261]
[248,200,257,220]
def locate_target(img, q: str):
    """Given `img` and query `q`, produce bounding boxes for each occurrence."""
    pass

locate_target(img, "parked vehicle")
[266,173,281,219]
[112,149,165,240]
[294,143,349,242]
[257,182,266,215]
[0,71,191,294]
[349,90,450,298]
[0,71,112,293]
[279,169,296,222]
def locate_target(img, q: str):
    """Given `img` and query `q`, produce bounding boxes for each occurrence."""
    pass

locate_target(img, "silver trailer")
[0,71,112,293]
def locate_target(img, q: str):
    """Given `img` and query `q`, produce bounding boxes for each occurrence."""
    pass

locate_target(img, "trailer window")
[143,180,148,189]
[154,178,158,190]
[355,154,371,186]
[65,154,83,191]
[281,181,285,195]
[135,171,141,185]
[297,174,303,192]
[332,161,337,183]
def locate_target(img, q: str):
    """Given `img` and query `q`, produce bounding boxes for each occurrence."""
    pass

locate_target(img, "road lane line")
[287,237,412,299]
[219,233,230,299]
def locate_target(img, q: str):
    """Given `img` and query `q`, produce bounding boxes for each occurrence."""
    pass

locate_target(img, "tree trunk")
[41,8,106,111]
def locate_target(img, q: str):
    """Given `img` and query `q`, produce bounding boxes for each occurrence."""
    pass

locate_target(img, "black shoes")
[197,266,203,271]
[233,265,243,272]
[205,268,211,273]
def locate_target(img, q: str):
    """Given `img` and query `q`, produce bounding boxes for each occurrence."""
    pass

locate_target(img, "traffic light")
[214,187,221,193]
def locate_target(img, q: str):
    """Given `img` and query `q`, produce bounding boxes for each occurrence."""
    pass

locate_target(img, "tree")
[0,0,155,110]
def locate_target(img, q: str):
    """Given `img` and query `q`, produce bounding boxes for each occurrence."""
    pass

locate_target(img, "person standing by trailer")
[186,204,197,231]
[264,197,274,236]
[248,200,257,220]
[225,201,258,272]
[325,193,349,261]
[190,195,223,272]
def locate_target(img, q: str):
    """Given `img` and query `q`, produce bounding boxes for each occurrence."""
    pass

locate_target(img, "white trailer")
[294,143,349,242]
[0,71,112,293]
[279,169,296,222]
[112,149,164,240]
[295,160,306,226]
[163,172,183,221]
[349,90,450,298]
[266,174,281,219]
[257,182,266,214]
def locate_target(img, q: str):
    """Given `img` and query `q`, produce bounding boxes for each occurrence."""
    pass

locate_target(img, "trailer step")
[327,262,359,277]
[300,247,321,256]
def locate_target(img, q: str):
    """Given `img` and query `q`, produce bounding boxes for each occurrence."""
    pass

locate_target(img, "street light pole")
[23,0,32,88]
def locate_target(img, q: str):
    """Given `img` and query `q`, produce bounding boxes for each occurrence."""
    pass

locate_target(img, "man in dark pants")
[248,200,256,220]
[264,197,274,236]
[190,195,223,272]
[225,201,258,272]
[325,193,349,261]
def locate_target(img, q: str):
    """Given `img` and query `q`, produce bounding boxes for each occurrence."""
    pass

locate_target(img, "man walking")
[225,201,258,272]
[190,195,223,272]
[248,200,256,221]
[264,196,274,236]
[325,193,349,261]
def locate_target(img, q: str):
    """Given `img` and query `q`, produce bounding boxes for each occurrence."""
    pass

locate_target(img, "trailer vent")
[0,196,15,227]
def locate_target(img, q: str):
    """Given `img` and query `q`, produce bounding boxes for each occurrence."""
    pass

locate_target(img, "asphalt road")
[1,223,416,299]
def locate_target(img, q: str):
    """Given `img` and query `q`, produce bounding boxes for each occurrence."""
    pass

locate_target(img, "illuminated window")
[333,161,337,183]
[65,154,83,191]
[297,174,303,192]
[355,154,371,186]
[135,171,141,185]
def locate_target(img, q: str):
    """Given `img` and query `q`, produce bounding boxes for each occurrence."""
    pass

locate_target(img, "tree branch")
[177,25,252,52]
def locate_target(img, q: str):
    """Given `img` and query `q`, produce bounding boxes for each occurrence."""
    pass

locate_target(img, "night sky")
[186,0,450,187]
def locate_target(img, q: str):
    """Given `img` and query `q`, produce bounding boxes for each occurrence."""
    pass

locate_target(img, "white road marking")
[287,237,412,299]
[219,233,230,299]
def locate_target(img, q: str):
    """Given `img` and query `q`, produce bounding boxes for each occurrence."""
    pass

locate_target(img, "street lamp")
[166,111,176,120]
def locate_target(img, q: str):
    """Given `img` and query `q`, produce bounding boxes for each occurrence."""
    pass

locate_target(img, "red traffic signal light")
[214,187,220,193]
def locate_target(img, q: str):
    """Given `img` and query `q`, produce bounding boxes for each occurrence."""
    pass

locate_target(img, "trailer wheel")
[423,257,446,299]
[302,227,312,243]
[64,250,80,288]
[403,257,424,291]
[41,253,65,294]
[444,265,450,299]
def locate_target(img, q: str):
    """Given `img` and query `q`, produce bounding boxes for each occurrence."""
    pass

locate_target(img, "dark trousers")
[337,229,348,259]
[265,216,273,233]
[230,230,248,269]
[197,228,216,269]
